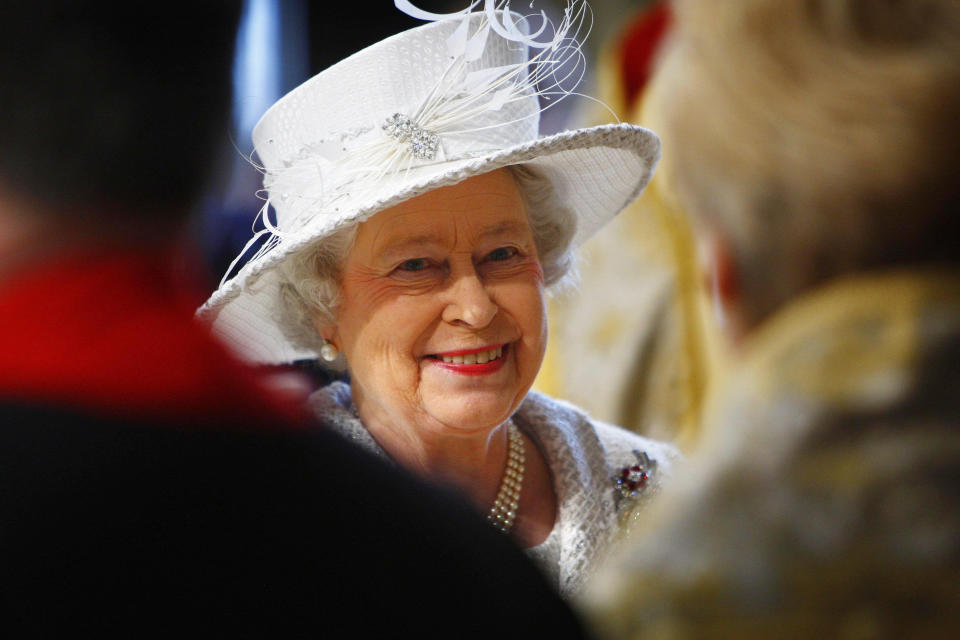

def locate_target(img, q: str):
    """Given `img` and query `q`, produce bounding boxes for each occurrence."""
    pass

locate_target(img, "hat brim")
[199,122,660,364]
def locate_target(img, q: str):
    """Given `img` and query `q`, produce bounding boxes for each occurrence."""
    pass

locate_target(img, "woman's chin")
[421,392,519,433]
[418,359,527,430]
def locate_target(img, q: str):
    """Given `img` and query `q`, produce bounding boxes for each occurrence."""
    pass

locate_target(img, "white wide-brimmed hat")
[199,2,660,364]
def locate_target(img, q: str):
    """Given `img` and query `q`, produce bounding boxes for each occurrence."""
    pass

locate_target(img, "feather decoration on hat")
[399,0,594,133]
[222,0,596,286]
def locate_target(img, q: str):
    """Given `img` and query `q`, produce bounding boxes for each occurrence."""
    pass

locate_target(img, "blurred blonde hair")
[655,0,960,326]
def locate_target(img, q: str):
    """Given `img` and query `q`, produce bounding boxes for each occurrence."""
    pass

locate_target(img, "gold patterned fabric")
[583,270,960,639]
[535,89,720,448]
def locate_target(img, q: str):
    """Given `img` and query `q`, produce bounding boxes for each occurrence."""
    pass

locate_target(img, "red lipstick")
[427,344,508,376]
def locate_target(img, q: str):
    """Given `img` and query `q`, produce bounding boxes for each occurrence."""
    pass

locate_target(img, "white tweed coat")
[309,381,680,596]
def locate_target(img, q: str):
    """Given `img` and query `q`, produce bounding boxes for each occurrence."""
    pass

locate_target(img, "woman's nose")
[442,271,498,328]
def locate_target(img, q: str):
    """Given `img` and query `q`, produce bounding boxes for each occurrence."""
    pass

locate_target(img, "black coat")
[0,403,587,638]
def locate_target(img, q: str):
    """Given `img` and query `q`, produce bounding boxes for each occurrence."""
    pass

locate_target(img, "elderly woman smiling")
[200,2,677,595]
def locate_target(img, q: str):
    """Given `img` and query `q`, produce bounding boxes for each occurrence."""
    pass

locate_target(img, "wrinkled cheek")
[352,345,421,413]
[520,289,548,379]
[527,312,548,377]
[344,328,395,381]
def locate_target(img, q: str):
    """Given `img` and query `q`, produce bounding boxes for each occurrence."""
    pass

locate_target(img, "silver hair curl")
[276,164,578,359]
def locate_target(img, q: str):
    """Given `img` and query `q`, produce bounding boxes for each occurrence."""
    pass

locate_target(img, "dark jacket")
[0,249,585,638]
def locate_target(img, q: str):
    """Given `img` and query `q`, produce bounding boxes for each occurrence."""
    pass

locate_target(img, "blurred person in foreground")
[0,3,587,636]
[584,0,960,637]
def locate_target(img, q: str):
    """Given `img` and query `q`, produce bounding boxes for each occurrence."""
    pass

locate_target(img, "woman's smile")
[425,343,508,375]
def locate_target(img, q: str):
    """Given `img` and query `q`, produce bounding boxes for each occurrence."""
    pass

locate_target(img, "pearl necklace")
[487,423,525,534]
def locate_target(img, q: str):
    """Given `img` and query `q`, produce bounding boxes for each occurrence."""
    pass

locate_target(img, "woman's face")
[327,169,547,436]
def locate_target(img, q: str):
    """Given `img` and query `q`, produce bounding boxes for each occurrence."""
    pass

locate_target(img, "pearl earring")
[320,339,339,362]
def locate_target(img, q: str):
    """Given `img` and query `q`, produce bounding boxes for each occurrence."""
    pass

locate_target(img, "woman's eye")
[398,258,430,272]
[487,247,518,262]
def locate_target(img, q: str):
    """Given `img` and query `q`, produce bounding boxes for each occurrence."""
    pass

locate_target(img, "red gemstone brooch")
[613,450,656,512]
[619,465,648,494]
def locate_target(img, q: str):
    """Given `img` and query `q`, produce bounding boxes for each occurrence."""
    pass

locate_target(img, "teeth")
[440,346,503,364]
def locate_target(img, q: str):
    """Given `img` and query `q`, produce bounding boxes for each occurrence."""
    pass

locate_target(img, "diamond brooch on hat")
[382,113,440,160]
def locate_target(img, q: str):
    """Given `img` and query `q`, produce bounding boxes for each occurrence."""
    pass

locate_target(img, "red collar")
[0,247,305,428]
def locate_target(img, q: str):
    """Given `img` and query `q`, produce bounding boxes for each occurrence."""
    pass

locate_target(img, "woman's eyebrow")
[478,220,529,240]
[377,234,445,259]
[376,220,528,259]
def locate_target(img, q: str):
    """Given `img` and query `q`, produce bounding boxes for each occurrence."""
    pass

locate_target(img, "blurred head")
[0,2,240,231]
[651,0,960,336]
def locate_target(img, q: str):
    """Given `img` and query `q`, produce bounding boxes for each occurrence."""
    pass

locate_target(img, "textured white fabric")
[308,381,680,597]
